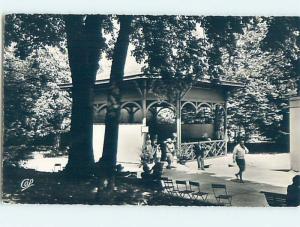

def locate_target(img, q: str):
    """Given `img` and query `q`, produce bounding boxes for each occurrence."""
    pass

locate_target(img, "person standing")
[144,134,153,163]
[194,143,205,170]
[233,139,249,183]
[152,134,161,162]
[165,138,175,169]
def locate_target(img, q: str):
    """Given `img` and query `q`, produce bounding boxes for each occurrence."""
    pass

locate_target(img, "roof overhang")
[59,73,244,91]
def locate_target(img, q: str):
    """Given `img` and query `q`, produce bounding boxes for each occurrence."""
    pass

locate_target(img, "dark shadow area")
[261,191,287,207]
[2,166,214,206]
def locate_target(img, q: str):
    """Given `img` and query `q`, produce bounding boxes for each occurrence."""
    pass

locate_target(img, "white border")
[0,0,300,15]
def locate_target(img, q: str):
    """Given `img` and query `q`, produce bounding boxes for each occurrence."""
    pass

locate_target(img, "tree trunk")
[98,16,133,173]
[53,133,61,150]
[64,15,105,177]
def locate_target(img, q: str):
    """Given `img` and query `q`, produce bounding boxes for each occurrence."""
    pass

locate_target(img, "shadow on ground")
[2,166,214,206]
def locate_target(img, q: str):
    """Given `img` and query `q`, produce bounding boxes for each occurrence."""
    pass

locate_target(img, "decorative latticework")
[179,140,227,161]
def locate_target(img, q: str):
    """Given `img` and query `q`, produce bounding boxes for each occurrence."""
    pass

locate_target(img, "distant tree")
[202,16,251,81]
[3,45,71,147]
[224,18,296,142]
[262,17,300,94]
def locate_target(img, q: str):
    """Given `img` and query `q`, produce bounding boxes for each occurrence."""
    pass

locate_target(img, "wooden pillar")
[224,102,228,155]
[224,91,230,155]
[176,98,181,151]
[142,81,147,146]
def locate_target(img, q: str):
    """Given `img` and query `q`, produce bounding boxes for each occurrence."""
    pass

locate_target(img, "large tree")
[98,15,133,170]
[4,14,109,177]
[63,15,107,176]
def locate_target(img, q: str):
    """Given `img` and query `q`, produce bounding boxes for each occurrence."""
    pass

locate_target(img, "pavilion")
[68,74,243,163]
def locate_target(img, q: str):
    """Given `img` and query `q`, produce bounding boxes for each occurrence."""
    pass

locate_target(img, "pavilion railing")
[179,140,227,161]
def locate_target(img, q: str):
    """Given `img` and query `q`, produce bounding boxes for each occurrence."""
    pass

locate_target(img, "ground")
[123,153,297,206]
[2,152,298,206]
[2,165,213,206]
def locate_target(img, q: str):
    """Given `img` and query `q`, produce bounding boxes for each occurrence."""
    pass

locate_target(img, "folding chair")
[188,181,209,201]
[161,177,179,196]
[211,184,232,206]
[53,163,62,172]
[175,180,194,198]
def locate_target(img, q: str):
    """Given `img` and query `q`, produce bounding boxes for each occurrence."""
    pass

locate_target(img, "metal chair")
[175,180,194,198]
[188,181,209,201]
[211,184,232,206]
[161,177,179,196]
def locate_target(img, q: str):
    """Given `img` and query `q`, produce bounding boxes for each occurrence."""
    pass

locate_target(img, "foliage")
[262,17,300,93]
[177,147,190,164]
[5,14,66,59]
[131,15,208,101]
[225,19,296,142]
[2,145,32,168]
[3,45,71,146]
[202,16,251,80]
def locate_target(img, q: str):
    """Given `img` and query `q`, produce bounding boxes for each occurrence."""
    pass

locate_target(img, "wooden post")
[224,91,230,155]
[176,98,181,152]
[142,80,147,146]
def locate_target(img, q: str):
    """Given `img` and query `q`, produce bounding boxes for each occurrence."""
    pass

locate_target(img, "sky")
[96,20,205,80]
[97,43,143,80]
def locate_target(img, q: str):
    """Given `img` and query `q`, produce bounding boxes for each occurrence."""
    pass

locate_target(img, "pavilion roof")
[59,73,244,90]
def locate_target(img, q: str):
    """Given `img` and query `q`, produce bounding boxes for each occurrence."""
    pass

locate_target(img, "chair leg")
[229,197,232,206]
[202,194,208,202]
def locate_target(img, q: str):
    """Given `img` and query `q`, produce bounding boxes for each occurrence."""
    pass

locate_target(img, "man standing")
[165,138,175,169]
[233,139,249,183]
[194,143,205,170]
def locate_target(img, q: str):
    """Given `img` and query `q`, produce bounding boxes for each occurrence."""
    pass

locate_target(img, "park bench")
[211,184,232,206]
[261,191,287,207]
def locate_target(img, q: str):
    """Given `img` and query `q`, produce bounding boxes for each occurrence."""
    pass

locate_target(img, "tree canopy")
[4,45,71,146]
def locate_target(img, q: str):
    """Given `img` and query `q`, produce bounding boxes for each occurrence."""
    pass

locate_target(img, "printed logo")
[20,179,34,191]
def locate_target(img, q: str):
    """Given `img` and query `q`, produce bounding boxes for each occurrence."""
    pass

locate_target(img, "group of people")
[140,133,177,182]
[193,137,249,175]
[143,134,162,163]
[142,133,249,178]
[141,133,177,169]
